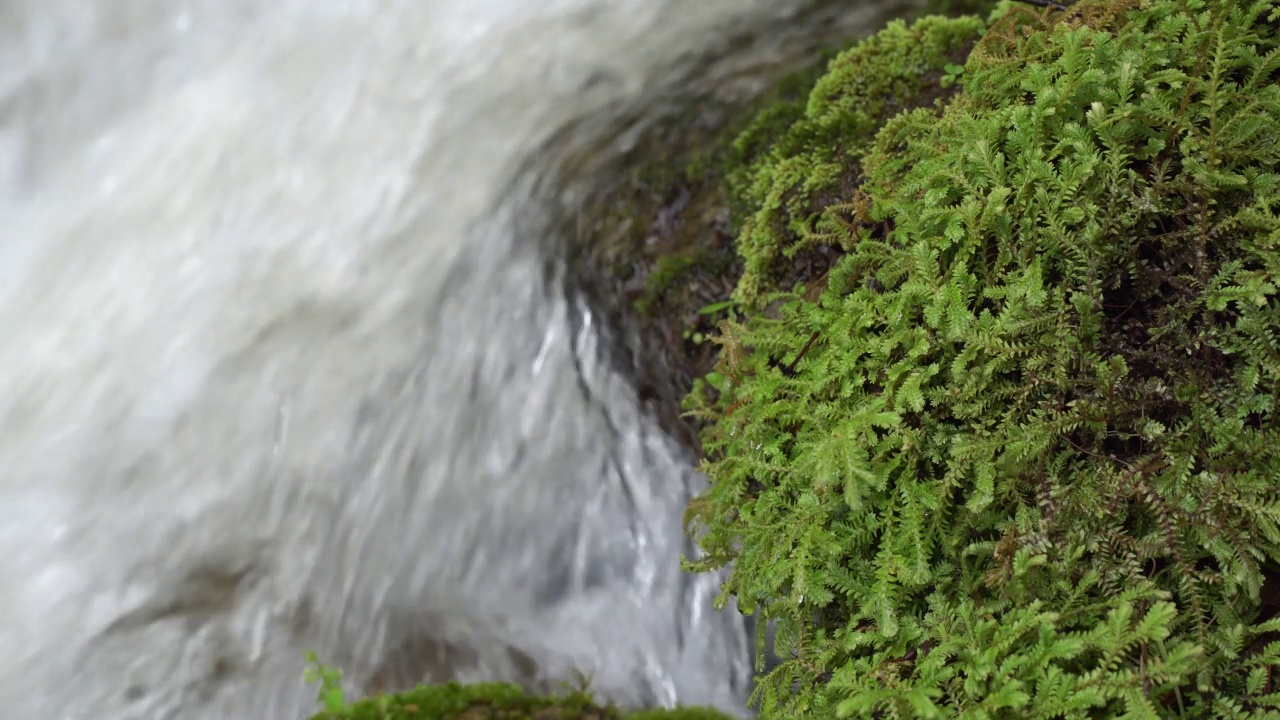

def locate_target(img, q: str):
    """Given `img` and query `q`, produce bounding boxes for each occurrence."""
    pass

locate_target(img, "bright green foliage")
[302,654,734,719]
[688,0,1280,717]
[306,651,349,713]
[304,681,592,720]
[303,680,733,720]
[727,15,987,304]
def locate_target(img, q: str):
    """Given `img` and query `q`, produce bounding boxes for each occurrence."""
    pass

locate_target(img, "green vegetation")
[296,0,1280,717]
[302,654,733,720]
[302,681,732,720]
[686,0,1280,717]
[725,15,986,304]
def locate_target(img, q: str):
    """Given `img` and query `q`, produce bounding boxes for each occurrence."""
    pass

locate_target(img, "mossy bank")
[686,0,1280,717]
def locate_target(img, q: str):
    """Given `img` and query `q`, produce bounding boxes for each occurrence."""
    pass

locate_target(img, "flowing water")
[0,1,918,718]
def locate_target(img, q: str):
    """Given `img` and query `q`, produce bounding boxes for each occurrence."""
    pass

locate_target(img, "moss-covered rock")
[687,0,1280,717]
[597,15,992,451]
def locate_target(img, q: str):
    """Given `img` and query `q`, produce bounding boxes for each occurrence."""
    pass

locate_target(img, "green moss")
[300,655,736,720]
[726,15,987,305]
[304,681,735,720]
[689,0,1280,717]
[623,710,741,720]
[644,250,709,302]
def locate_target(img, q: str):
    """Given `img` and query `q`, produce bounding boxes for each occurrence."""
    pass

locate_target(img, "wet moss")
[688,0,1280,716]
[305,682,733,720]
[725,14,986,304]
[608,15,989,448]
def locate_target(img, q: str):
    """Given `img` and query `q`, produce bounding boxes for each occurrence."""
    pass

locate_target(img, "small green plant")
[556,667,596,696]
[682,329,707,345]
[698,300,736,316]
[940,61,966,87]
[303,651,347,714]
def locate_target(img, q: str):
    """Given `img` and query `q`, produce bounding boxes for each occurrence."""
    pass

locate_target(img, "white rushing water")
[0,1,917,718]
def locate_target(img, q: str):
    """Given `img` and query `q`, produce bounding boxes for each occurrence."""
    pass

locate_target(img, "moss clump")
[304,681,735,720]
[688,0,1280,717]
[300,654,736,720]
[726,15,987,305]
[638,248,716,313]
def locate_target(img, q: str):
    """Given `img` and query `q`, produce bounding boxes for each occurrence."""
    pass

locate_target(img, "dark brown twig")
[780,331,821,377]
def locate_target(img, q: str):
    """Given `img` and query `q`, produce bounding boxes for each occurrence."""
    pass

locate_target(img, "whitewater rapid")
[0,1,917,718]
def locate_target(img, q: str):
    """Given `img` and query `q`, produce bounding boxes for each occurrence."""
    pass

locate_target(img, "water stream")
[0,2,917,718]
